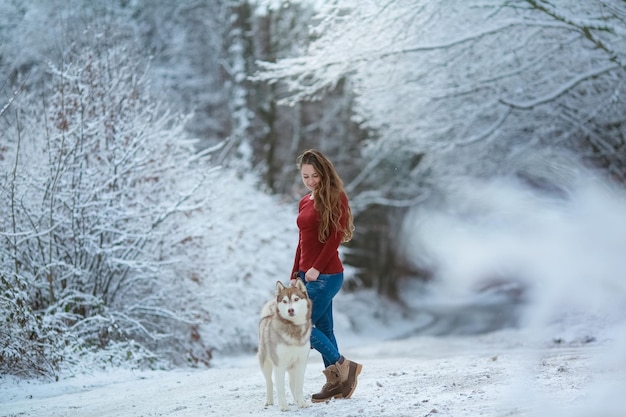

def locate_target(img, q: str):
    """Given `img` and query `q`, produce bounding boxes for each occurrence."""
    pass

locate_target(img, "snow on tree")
[256,0,626,189]
[252,0,626,298]
[0,33,217,376]
[1,1,310,377]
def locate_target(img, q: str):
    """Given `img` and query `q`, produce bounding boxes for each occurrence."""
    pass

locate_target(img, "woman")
[290,149,362,402]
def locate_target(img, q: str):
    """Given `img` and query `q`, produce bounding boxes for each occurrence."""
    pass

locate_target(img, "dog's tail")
[260,299,276,318]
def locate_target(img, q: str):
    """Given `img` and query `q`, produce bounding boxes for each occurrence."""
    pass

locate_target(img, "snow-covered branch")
[525,0,626,69]
[500,64,619,109]
[257,0,626,189]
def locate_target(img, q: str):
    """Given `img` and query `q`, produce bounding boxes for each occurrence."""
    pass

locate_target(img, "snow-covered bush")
[0,42,216,377]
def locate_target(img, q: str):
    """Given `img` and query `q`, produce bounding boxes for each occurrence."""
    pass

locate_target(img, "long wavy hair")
[296,149,354,243]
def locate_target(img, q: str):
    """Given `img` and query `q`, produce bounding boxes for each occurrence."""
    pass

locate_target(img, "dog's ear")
[275,280,286,294]
[295,279,308,297]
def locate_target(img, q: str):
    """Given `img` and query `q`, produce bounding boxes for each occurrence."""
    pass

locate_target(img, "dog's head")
[275,280,311,324]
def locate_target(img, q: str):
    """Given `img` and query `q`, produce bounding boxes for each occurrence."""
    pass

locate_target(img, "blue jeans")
[298,271,343,367]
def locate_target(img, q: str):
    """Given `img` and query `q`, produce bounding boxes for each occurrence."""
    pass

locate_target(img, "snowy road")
[2,330,623,417]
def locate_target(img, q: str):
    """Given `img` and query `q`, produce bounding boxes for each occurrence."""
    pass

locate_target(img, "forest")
[1,0,625,379]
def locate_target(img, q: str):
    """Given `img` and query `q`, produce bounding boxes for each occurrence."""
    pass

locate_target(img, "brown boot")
[311,365,343,402]
[335,356,363,399]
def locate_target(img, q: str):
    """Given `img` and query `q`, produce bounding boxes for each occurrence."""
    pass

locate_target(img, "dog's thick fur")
[258,280,312,411]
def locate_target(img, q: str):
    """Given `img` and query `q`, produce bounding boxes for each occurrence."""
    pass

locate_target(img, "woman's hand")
[304,267,320,282]
[290,271,299,286]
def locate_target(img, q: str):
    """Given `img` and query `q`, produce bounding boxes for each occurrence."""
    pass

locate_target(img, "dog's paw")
[264,399,273,407]
[296,401,309,409]
[279,404,290,412]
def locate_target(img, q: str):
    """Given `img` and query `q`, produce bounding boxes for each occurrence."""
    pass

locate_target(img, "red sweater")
[291,192,348,276]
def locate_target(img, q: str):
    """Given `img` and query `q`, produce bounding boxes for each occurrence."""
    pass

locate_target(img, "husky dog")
[258,280,312,411]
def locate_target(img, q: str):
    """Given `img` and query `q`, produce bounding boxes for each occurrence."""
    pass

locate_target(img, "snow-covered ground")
[2,322,625,417]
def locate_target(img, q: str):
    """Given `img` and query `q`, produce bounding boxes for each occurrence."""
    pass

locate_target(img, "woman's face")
[300,163,321,193]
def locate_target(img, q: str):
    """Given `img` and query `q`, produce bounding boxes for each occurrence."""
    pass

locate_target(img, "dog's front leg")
[274,367,289,411]
[260,357,274,406]
[289,365,309,408]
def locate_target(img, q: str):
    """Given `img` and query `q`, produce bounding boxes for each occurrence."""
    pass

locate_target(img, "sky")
[2,166,626,417]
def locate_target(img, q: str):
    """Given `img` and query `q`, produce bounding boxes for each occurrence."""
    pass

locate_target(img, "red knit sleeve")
[291,196,306,279]
[291,236,301,279]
